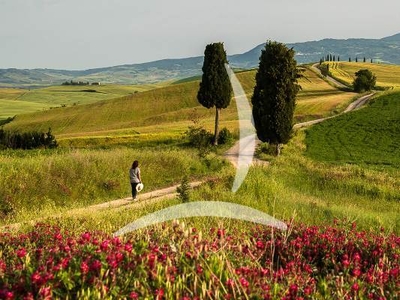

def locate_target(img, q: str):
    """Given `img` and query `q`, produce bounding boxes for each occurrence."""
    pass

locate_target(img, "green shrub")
[217,127,232,145]
[185,126,213,157]
[176,175,191,203]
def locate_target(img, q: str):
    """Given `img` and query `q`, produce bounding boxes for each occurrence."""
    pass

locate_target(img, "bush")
[217,127,232,145]
[353,69,376,93]
[256,142,279,157]
[185,126,213,157]
[0,128,57,150]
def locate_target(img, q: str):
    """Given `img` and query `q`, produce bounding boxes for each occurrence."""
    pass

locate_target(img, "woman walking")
[129,160,141,201]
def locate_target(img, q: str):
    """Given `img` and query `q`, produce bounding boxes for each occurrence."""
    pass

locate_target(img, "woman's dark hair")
[132,160,139,169]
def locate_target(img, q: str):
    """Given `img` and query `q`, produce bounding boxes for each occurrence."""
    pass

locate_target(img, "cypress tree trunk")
[213,107,221,145]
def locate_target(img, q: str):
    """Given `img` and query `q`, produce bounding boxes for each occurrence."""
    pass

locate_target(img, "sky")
[1,0,399,70]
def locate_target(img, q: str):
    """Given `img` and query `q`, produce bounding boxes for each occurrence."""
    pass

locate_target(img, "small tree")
[353,69,376,93]
[197,42,232,145]
[177,175,191,203]
[251,41,301,155]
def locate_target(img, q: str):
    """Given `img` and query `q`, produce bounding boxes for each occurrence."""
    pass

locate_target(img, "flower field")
[0,221,398,299]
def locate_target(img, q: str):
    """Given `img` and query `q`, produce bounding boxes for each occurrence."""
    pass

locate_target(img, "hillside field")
[305,92,400,168]
[0,83,165,121]
[326,61,400,88]
[2,67,357,146]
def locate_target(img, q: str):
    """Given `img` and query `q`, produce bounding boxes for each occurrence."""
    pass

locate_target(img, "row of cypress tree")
[197,41,300,154]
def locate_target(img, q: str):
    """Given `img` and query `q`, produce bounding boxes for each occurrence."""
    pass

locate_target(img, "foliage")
[0,128,57,150]
[256,142,277,156]
[251,41,301,154]
[217,127,232,145]
[0,222,398,299]
[176,175,191,203]
[185,125,213,157]
[197,42,233,145]
[353,69,377,92]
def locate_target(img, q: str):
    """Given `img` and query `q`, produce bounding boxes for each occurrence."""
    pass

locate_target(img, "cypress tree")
[251,41,301,155]
[197,42,232,145]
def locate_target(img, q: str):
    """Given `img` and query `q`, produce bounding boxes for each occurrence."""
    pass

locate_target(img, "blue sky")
[1,0,399,69]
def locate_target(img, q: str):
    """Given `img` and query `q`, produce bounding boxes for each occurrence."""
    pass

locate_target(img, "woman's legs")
[131,182,138,199]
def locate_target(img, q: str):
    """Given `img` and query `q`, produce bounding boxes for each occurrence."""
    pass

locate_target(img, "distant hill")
[1,33,400,87]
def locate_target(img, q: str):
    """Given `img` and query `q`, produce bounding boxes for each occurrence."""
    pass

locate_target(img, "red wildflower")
[129,292,139,299]
[100,240,109,251]
[351,283,359,291]
[124,243,133,253]
[16,248,27,258]
[240,277,249,288]
[31,271,42,285]
[80,261,90,275]
[352,268,361,278]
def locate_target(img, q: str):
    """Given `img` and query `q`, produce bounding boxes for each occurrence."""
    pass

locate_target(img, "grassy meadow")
[0,84,163,121]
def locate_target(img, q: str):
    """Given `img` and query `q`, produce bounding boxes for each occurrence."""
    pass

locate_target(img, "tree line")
[320,55,374,63]
[0,128,58,150]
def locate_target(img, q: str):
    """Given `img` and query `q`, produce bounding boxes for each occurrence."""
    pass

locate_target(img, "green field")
[0,84,164,121]
[305,92,400,168]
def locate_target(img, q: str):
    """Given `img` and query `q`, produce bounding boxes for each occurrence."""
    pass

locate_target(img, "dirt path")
[310,63,348,89]
[294,92,374,129]
[1,181,205,232]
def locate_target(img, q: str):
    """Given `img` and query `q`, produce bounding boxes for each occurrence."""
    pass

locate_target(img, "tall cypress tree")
[251,41,301,155]
[197,42,232,145]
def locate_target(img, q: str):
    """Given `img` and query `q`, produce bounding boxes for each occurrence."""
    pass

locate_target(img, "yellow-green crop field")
[327,62,400,88]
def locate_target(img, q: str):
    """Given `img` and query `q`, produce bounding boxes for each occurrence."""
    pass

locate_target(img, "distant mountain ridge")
[1,33,400,87]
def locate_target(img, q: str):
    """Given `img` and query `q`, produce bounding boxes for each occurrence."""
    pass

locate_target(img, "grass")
[305,92,400,168]
[0,84,163,121]
[327,62,400,88]
[0,146,229,226]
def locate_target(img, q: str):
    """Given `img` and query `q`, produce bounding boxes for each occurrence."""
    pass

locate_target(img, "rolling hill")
[2,67,358,144]
[1,33,400,87]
